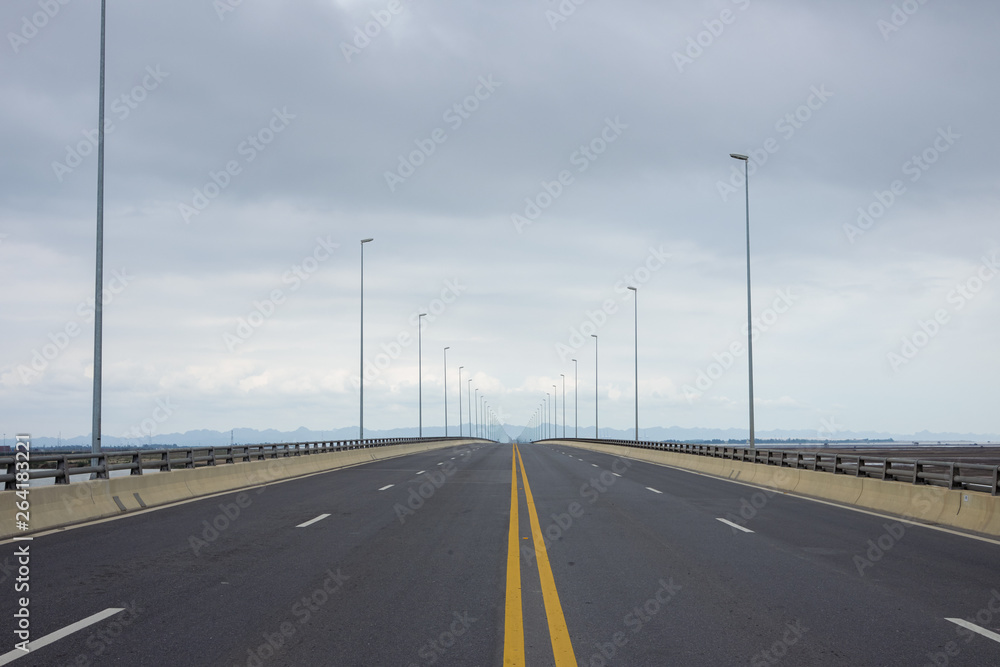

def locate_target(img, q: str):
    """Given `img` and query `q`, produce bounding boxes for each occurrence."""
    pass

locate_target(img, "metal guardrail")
[0,437,468,490]
[544,438,1000,497]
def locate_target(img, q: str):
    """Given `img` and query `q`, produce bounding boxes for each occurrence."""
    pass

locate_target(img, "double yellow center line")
[504,444,577,666]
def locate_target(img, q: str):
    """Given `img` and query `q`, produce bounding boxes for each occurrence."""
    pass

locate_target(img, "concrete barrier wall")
[545,439,1000,537]
[0,439,481,539]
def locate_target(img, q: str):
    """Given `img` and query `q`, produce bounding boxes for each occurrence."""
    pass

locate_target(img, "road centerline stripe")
[378,484,394,491]
[296,513,331,528]
[646,487,663,494]
[717,518,754,533]
[946,618,1000,644]
[516,445,578,666]
[0,608,124,665]
[503,447,525,665]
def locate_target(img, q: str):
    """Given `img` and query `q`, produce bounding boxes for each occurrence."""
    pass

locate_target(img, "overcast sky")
[2,0,999,442]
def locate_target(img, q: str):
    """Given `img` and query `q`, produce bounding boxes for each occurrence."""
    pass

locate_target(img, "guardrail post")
[160,451,171,472]
[947,463,956,489]
[993,466,999,496]
[855,456,862,477]
[4,458,16,490]
[131,451,143,476]
[912,461,922,485]
[56,455,69,484]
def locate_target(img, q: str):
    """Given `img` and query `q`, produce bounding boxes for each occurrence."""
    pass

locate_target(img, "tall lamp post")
[467,379,472,439]
[552,384,557,440]
[571,359,578,438]
[628,286,638,442]
[417,313,427,437]
[474,388,479,439]
[730,152,756,450]
[91,0,108,471]
[458,365,464,436]
[359,238,374,440]
[560,374,566,438]
[443,346,450,437]
[591,334,599,439]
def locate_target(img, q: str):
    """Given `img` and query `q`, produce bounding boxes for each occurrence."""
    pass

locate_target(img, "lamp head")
[730,153,748,161]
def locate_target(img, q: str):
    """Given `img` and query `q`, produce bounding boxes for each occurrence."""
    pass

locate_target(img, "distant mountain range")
[22,425,1000,448]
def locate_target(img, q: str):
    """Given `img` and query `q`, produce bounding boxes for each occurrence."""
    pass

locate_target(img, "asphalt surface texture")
[2,441,999,666]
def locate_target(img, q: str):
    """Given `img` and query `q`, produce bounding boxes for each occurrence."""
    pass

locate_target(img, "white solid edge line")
[946,618,1000,644]
[0,607,124,665]
[378,484,394,491]
[717,517,755,533]
[646,487,663,494]
[296,513,331,528]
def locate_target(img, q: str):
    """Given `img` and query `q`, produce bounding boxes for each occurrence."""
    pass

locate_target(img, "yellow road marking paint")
[503,447,525,665]
[515,444,578,666]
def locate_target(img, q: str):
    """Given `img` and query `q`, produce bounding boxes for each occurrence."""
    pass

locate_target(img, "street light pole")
[467,379,472,439]
[552,384,557,440]
[571,359,578,438]
[628,286,638,442]
[458,366,464,437]
[474,388,479,439]
[731,153,756,450]
[560,374,566,438]
[591,334,599,439]
[359,238,374,440]
[443,346,450,437]
[91,0,108,468]
[418,313,427,437]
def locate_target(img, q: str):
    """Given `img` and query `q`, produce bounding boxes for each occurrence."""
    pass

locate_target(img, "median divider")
[1,439,482,539]
[543,439,1000,538]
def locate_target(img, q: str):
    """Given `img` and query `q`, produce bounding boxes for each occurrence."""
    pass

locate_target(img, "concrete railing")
[541,438,999,496]
[0,437,486,539]
[1,437,445,489]
[539,438,1000,537]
